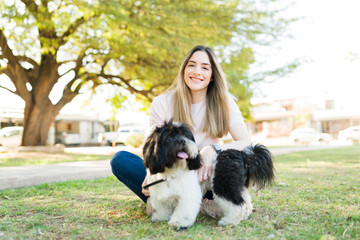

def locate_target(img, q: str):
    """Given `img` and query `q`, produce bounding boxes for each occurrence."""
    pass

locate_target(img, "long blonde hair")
[168,45,230,138]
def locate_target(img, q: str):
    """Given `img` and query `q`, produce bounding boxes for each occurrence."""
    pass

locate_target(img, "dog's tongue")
[177,151,188,159]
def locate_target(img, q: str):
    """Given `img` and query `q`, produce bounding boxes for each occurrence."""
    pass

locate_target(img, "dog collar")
[143,179,167,188]
[211,143,222,154]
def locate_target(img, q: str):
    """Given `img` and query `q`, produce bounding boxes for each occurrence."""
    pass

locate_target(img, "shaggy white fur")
[214,188,253,225]
[148,165,202,229]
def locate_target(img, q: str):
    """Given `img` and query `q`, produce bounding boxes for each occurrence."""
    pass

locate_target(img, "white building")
[251,91,360,137]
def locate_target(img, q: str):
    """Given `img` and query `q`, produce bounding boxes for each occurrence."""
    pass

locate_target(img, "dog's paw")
[176,226,188,231]
[151,212,170,222]
[168,218,191,230]
[218,217,239,226]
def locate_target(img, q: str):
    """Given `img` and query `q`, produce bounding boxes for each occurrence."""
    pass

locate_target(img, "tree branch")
[58,59,75,65]
[101,75,152,101]
[0,85,19,96]
[59,68,74,78]
[0,29,31,103]
[17,55,40,69]
[100,58,111,75]
[0,68,6,74]
[41,0,49,7]
[59,16,86,46]
[59,14,99,47]
[21,0,38,13]
[0,29,19,65]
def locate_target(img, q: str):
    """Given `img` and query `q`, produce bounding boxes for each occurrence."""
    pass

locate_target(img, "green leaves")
[1,0,292,121]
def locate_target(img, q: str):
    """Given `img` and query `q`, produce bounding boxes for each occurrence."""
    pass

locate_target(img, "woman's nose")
[193,67,201,75]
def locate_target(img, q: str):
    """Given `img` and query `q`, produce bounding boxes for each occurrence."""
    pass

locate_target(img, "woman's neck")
[191,90,207,104]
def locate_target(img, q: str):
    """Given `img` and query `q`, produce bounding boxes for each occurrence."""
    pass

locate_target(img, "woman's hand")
[141,176,150,196]
[197,145,217,183]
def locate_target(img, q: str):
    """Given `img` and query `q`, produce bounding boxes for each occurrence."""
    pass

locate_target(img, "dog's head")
[143,120,201,174]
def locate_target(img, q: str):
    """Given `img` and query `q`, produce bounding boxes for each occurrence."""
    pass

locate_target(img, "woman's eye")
[203,67,209,70]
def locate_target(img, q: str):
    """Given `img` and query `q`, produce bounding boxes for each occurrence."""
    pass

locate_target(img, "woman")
[110,45,251,216]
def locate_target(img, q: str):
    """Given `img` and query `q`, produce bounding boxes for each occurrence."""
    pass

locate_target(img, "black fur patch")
[213,149,247,205]
[213,144,274,205]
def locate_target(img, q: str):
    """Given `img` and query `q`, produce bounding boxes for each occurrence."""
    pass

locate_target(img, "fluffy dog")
[202,144,275,225]
[143,121,202,230]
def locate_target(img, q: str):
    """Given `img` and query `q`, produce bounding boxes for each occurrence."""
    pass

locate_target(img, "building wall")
[251,92,360,138]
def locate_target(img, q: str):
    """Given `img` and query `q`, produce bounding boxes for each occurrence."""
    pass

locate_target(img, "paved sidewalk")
[0,145,343,191]
[0,160,111,190]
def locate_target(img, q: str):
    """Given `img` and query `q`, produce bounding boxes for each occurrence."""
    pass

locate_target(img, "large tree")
[0,0,289,146]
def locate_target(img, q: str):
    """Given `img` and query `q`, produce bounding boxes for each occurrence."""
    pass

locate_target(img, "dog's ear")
[186,154,202,170]
[143,131,166,174]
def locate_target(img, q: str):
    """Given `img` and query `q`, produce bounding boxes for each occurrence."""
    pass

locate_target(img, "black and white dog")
[143,121,202,230]
[143,120,275,227]
[202,144,275,225]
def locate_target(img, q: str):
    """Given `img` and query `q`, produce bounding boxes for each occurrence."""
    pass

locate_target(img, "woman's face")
[184,51,213,95]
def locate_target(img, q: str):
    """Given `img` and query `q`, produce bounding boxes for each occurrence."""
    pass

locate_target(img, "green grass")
[0,152,112,167]
[1,146,359,239]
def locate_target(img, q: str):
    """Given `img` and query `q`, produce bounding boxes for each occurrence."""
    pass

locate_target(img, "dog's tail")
[243,144,275,189]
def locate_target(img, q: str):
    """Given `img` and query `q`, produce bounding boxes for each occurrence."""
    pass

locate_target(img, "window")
[325,100,335,110]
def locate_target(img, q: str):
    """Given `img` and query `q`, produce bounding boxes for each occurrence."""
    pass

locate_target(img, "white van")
[0,126,23,147]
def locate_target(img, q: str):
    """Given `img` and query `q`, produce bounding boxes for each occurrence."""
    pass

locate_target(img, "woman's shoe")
[200,198,223,218]
[146,198,154,216]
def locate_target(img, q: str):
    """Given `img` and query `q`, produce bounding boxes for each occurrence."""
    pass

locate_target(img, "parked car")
[338,126,360,143]
[55,132,81,146]
[0,126,23,147]
[98,127,146,146]
[290,128,332,144]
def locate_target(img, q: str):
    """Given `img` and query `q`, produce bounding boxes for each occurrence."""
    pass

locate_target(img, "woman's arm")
[222,124,251,150]
[197,124,251,183]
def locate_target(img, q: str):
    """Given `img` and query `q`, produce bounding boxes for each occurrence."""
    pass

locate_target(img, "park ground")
[0,144,359,239]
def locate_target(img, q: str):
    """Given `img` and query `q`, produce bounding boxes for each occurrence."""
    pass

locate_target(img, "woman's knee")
[110,150,144,174]
[110,151,130,171]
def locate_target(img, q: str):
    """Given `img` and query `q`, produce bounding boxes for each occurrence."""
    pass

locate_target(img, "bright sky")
[1,0,360,110]
[252,0,360,102]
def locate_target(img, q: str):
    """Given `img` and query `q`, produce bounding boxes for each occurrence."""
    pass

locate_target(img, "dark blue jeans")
[110,151,148,203]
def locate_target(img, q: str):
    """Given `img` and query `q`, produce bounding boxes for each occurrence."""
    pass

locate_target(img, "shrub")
[125,133,145,148]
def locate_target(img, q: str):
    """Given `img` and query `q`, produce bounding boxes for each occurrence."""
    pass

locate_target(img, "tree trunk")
[22,101,60,146]
[20,54,76,146]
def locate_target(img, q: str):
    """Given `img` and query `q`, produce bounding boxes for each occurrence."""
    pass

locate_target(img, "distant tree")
[0,0,290,146]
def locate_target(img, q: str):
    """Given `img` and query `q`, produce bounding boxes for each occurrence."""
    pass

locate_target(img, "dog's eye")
[167,137,173,142]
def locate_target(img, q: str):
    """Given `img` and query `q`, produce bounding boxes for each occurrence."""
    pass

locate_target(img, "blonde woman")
[110,45,251,216]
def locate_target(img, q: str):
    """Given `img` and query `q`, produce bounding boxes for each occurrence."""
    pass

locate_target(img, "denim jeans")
[110,151,148,203]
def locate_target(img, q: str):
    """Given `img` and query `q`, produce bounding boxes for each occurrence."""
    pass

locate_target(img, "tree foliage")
[0,0,290,145]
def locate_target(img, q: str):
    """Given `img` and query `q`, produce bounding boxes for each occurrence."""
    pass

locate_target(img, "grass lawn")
[0,146,359,239]
[0,151,113,167]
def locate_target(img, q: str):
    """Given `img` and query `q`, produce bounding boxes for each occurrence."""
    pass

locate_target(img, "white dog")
[142,121,202,230]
